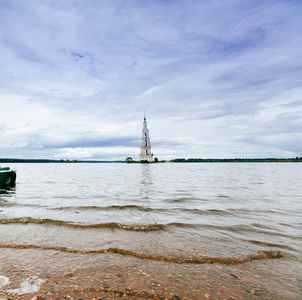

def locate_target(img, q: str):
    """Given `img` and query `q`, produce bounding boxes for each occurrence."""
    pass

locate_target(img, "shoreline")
[0,248,300,299]
[1,158,302,163]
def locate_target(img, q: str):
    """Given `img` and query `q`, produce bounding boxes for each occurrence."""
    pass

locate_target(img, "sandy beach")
[1,246,300,299]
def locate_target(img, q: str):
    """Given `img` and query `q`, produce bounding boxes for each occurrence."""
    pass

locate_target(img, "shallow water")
[0,162,301,298]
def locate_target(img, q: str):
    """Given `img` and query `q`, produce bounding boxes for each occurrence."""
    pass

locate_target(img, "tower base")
[139,154,153,162]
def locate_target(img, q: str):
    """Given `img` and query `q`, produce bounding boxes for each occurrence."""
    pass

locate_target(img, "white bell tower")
[139,112,153,162]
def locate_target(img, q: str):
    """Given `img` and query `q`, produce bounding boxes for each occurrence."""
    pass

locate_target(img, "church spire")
[139,113,153,162]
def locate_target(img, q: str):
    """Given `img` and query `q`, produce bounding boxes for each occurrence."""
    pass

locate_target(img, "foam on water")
[0,275,9,288]
[6,277,45,296]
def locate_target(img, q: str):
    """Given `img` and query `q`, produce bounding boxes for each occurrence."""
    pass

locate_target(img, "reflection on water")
[140,163,153,197]
[139,164,154,226]
[0,187,16,205]
[0,187,16,196]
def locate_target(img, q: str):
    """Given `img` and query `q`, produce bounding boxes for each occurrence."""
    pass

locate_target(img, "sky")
[1,0,302,161]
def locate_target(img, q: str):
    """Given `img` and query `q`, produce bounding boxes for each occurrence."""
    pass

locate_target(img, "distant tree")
[154,157,159,163]
[140,160,150,163]
[125,157,133,163]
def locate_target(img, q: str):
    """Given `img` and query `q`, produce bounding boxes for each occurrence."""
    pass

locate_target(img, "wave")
[164,197,199,203]
[2,202,295,220]
[3,203,297,223]
[50,204,156,212]
[0,217,165,231]
[1,217,255,233]
[51,205,233,216]
[0,202,235,216]
[1,218,301,242]
[0,217,230,231]
[0,243,283,265]
[247,240,295,251]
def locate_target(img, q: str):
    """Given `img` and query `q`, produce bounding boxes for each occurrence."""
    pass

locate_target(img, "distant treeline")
[1,157,301,164]
[0,158,61,163]
[171,158,302,163]
[0,158,123,163]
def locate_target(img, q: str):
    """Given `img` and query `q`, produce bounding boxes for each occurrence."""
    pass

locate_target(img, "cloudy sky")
[1,0,302,161]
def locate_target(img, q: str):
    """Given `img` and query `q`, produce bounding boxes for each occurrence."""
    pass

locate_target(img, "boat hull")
[0,169,16,187]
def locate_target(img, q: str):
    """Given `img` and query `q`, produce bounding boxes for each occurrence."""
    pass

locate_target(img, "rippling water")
[0,162,301,298]
[0,162,301,260]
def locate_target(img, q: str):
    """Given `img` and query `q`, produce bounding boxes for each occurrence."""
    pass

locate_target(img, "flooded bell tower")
[139,113,153,162]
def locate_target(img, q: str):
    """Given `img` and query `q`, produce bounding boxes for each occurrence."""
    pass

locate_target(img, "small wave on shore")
[0,243,283,265]
[0,217,165,231]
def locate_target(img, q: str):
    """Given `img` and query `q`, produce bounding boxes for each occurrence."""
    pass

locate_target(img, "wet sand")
[0,248,301,299]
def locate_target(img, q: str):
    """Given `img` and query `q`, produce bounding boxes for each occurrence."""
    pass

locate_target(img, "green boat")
[0,167,17,187]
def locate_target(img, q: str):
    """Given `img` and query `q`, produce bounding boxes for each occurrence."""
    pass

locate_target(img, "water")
[0,162,301,298]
